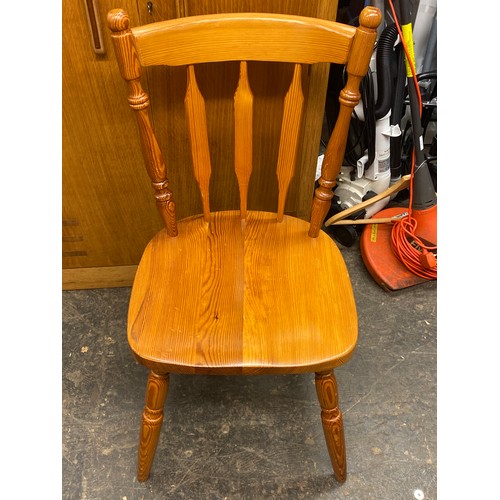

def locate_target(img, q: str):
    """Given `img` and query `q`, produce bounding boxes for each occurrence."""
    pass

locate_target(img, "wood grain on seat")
[128,211,357,375]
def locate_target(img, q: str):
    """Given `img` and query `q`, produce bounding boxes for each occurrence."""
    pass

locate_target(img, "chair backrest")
[107,8,381,238]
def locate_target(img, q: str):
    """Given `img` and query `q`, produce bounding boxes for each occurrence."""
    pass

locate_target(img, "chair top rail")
[130,13,357,67]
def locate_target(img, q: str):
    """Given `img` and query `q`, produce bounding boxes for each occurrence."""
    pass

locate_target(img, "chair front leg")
[315,370,347,482]
[138,370,169,481]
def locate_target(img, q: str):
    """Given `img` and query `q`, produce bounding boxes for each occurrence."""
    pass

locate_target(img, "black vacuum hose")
[375,23,399,120]
[389,46,407,181]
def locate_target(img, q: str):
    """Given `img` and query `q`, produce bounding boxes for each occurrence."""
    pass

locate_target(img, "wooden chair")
[106,7,381,483]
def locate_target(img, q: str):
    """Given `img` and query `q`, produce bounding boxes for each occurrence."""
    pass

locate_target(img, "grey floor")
[62,238,437,500]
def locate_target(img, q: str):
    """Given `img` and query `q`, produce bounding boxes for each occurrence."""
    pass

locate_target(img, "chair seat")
[128,210,357,375]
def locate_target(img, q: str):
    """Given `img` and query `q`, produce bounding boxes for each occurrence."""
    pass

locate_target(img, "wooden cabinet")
[62,0,338,289]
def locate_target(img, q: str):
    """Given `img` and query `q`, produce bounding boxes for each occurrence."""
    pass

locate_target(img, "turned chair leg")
[315,370,347,482]
[137,370,169,481]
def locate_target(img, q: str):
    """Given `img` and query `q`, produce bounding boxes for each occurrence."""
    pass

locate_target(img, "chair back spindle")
[188,60,305,222]
[184,64,212,223]
[276,63,304,222]
[234,61,253,220]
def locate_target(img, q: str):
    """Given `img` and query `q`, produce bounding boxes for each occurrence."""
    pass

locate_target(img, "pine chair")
[106,7,381,483]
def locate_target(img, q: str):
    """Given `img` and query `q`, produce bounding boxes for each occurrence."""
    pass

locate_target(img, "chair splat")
[185,64,212,223]
[234,61,254,220]
[186,60,304,224]
[276,63,304,222]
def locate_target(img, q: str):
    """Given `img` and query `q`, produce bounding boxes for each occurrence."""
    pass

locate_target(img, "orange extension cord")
[387,0,437,280]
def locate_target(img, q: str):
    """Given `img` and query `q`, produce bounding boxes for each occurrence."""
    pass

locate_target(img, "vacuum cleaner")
[323,0,437,291]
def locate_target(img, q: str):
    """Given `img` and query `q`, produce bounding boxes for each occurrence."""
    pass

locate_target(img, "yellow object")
[401,23,416,77]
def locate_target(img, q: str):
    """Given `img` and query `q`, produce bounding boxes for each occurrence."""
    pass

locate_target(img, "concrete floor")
[62,239,437,500]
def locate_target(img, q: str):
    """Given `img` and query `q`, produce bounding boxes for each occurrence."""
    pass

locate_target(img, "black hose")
[374,23,399,120]
[391,46,407,126]
[417,71,437,81]
[389,45,407,180]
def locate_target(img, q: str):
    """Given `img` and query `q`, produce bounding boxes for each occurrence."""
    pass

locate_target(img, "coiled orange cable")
[387,0,437,280]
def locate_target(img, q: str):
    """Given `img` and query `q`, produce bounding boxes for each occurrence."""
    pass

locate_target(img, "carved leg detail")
[137,371,169,481]
[315,370,347,482]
